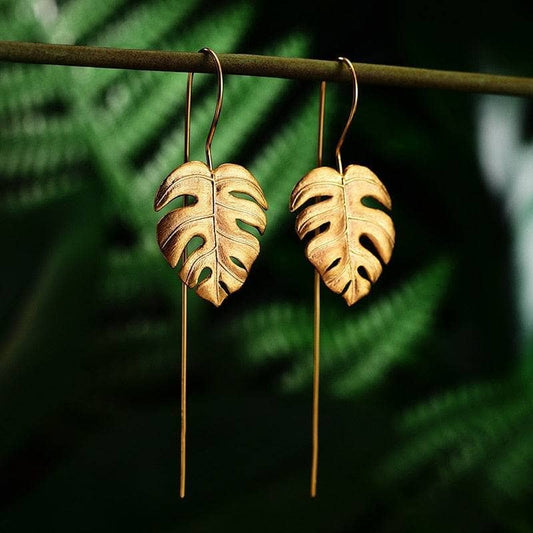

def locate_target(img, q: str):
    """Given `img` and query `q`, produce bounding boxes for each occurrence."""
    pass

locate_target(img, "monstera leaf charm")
[290,164,395,305]
[154,161,268,306]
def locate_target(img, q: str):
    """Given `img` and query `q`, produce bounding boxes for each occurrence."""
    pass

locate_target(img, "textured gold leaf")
[154,161,268,306]
[290,164,395,305]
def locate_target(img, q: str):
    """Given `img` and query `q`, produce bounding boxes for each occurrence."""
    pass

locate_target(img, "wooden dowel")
[0,40,532,97]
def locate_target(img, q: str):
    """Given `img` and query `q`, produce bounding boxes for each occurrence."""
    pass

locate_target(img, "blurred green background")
[1,0,532,531]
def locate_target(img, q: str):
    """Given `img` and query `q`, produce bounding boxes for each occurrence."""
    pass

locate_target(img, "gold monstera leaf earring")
[154,48,268,497]
[155,48,268,307]
[290,58,394,304]
[289,58,395,496]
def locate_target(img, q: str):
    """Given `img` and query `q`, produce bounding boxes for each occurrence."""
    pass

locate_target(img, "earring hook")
[184,47,224,171]
[334,57,358,174]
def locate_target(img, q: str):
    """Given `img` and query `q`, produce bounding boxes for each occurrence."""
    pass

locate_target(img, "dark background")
[1,0,532,531]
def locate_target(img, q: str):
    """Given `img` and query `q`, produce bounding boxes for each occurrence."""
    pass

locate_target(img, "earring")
[154,48,268,306]
[153,48,268,497]
[289,58,395,496]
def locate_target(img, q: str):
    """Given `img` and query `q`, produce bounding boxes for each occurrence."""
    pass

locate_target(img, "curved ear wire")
[199,47,224,170]
[335,57,358,174]
[184,47,224,169]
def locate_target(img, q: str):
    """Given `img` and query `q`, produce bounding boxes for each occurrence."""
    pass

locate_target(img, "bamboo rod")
[0,40,532,97]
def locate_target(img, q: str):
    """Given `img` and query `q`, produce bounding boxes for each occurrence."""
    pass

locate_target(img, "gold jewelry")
[289,58,395,496]
[153,48,268,498]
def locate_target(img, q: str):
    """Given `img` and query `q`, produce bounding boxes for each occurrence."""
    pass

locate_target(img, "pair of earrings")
[154,48,395,497]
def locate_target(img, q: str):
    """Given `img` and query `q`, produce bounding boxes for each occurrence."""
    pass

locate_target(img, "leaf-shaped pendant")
[290,164,395,305]
[155,160,268,306]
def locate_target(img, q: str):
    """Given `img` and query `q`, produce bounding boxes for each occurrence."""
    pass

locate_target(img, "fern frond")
[78,0,201,99]
[0,0,130,112]
[0,2,39,41]
[51,0,130,44]
[229,302,313,361]
[0,0,198,113]
[107,3,254,160]
[288,258,452,396]
[0,0,199,120]
[380,375,533,506]
[215,33,310,165]
[91,0,200,48]
[0,23,37,43]
[232,258,452,397]
[2,5,307,227]
[0,65,68,115]
[51,4,261,235]
[1,173,86,212]
[400,379,510,430]
[0,137,87,177]
[250,95,322,238]
[382,386,532,485]
[0,112,83,141]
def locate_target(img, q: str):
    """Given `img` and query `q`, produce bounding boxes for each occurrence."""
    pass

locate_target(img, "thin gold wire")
[183,48,224,171]
[335,57,359,174]
[201,47,224,171]
[179,49,224,498]
[311,80,326,498]
[179,71,193,499]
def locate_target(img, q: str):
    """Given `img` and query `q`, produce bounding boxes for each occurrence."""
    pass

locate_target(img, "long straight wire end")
[311,80,326,498]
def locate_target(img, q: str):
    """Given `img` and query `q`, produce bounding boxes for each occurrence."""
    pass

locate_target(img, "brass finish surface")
[155,162,267,306]
[1,40,533,97]
[291,165,394,305]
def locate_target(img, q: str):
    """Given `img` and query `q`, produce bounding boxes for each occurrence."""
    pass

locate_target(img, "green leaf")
[232,258,453,397]
[250,94,319,238]
[51,0,131,43]
[382,376,533,500]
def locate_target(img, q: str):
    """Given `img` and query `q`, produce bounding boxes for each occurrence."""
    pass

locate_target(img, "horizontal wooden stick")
[1,40,532,97]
